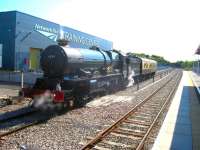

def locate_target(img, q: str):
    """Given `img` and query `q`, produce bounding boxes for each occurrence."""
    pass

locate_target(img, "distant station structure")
[193,45,200,73]
[0,11,113,72]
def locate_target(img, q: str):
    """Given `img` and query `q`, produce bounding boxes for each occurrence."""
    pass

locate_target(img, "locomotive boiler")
[41,45,114,78]
[21,44,157,108]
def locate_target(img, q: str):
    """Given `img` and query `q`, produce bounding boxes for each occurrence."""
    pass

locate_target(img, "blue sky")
[0,0,200,62]
[0,0,59,19]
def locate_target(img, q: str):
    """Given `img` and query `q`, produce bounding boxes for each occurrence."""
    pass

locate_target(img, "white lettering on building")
[34,24,99,47]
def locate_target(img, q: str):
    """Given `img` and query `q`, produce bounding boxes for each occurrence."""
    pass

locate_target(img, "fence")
[0,71,43,85]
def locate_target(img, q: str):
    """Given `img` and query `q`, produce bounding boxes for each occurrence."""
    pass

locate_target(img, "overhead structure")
[193,45,200,73]
[195,45,200,55]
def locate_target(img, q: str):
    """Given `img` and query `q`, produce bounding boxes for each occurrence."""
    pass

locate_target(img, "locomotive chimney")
[57,39,69,46]
[57,26,69,46]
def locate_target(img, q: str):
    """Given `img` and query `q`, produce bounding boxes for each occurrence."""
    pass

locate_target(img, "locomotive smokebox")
[40,45,68,77]
[40,45,111,78]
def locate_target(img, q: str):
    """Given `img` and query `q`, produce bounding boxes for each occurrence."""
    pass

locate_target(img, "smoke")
[31,91,55,111]
[127,69,135,87]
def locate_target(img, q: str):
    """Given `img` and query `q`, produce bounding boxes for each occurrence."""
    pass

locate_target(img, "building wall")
[15,12,58,71]
[14,11,113,71]
[0,11,16,70]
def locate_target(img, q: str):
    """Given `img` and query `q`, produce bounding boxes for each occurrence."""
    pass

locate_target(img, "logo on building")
[34,24,58,41]
[34,24,99,47]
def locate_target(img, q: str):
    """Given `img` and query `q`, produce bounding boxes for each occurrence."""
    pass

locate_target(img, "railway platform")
[152,71,200,150]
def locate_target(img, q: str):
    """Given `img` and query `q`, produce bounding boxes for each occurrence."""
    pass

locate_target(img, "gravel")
[0,83,30,114]
[0,70,177,150]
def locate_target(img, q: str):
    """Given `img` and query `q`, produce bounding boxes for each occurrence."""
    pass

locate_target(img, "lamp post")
[18,31,32,88]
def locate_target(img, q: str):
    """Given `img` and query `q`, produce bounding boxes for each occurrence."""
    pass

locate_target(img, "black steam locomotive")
[21,44,157,107]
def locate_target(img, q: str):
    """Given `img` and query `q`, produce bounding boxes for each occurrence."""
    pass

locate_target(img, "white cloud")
[46,0,200,62]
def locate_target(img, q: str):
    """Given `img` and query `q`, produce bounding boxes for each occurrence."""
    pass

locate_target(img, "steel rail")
[0,110,51,140]
[136,72,182,150]
[81,71,180,150]
[0,113,52,141]
[0,120,40,138]
[0,107,36,123]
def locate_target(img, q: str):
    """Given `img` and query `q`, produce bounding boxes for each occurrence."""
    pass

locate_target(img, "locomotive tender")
[22,44,157,107]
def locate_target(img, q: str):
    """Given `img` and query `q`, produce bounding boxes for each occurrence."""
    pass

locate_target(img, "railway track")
[0,106,36,123]
[0,69,174,142]
[0,107,49,141]
[127,68,173,92]
[81,70,182,150]
[0,69,174,146]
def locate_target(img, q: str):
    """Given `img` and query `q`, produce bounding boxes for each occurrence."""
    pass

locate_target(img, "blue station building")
[0,11,113,71]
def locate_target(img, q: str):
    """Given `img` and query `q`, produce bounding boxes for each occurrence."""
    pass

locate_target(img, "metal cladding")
[0,11,113,71]
[41,45,112,77]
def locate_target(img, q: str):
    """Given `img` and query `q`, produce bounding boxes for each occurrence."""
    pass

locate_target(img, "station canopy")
[195,45,200,55]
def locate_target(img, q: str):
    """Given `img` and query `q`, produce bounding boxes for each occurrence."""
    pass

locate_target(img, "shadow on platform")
[170,86,200,150]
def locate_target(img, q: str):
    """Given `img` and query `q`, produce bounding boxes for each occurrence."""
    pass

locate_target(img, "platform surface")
[152,71,200,150]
